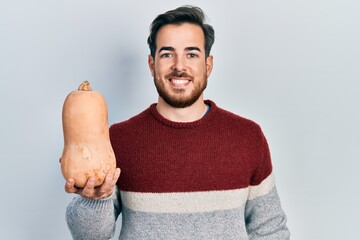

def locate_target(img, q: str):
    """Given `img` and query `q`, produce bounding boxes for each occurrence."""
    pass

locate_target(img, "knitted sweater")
[66,100,290,240]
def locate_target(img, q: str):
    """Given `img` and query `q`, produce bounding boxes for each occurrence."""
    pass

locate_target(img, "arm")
[245,129,290,239]
[245,182,290,239]
[65,169,121,240]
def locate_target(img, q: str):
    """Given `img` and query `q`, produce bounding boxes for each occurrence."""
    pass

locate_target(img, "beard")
[154,71,208,108]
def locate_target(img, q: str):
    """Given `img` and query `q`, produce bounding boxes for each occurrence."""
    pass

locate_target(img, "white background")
[1,0,359,239]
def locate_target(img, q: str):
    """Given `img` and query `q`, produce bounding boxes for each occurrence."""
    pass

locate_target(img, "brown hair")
[147,6,215,58]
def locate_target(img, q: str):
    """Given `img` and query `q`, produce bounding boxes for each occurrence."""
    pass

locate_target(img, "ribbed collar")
[149,100,217,129]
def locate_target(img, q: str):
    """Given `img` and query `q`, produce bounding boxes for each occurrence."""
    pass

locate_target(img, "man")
[65,6,290,239]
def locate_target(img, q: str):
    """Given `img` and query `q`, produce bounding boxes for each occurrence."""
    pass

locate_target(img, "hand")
[65,168,121,200]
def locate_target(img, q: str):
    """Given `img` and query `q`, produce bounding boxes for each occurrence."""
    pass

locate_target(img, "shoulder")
[109,105,155,142]
[210,100,263,135]
[110,105,153,132]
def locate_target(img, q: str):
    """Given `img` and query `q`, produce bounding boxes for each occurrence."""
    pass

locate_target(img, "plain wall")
[1,0,359,239]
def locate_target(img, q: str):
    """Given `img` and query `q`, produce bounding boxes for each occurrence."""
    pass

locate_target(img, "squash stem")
[78,81,92,91]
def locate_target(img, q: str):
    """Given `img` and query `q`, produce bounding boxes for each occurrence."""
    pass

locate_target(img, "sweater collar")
[149,100,217,129]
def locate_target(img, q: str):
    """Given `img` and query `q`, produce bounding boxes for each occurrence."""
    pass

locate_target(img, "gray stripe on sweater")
[119,204,248,240]
[65,187,290,240]
[245,187,290,239]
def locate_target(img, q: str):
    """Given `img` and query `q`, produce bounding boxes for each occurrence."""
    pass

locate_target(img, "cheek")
[154,63,171,77]
[193,64,208,77]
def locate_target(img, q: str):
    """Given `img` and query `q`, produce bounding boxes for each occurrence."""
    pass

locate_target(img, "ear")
[148,54,155,77]
[206,55,214,77]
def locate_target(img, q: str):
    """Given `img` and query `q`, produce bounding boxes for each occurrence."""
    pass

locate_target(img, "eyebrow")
[185,47,201,52]
[158,46,202,54]
[158,46,175,54]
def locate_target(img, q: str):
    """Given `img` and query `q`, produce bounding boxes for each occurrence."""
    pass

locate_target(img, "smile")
[169,78,191,87]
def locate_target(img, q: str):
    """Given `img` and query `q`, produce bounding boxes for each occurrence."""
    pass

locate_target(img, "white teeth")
[171,79,189,84]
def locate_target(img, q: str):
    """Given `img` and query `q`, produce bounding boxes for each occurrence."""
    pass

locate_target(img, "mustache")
[165,71,192,79]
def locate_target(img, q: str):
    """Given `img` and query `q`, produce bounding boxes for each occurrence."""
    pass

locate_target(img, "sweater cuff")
[76,195,113,211]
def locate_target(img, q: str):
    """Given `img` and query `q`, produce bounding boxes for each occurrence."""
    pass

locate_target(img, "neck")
[156,96,208,122]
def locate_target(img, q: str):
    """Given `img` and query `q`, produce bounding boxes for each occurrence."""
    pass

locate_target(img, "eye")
[187,53,198,58]
[160,53,173,58]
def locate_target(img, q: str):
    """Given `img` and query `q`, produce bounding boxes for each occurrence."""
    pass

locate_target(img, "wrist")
[98,187,116,201]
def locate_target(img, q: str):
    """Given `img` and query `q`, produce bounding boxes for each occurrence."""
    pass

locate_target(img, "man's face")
[148,23,213,108]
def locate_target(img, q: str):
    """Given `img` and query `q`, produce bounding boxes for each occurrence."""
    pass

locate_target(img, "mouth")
[169,78,191,87]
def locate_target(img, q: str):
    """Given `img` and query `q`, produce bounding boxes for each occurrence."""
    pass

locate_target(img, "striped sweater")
[66,100,290,240]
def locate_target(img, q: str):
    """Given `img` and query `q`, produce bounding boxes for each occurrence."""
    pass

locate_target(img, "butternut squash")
[61,81,116,188]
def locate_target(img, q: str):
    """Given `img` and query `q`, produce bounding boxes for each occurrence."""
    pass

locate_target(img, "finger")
[108,168,121,188]
[65,178,78,193]
[97,171,117,198]
[81,177,95,198]
[101,172,114,192]
[113,168,121,181]
[105,168,120,185]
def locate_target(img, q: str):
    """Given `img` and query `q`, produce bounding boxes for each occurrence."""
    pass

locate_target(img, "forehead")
[156,23,205,50]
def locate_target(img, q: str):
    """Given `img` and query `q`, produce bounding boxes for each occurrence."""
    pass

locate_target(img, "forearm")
[245,186,290,240]
[66,196,118,240]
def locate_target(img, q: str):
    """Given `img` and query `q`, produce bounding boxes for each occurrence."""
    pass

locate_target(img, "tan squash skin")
[61,81,116,188]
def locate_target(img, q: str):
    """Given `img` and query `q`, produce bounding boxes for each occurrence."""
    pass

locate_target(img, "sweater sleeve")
[65,188,121,240]
[244,129,290,239]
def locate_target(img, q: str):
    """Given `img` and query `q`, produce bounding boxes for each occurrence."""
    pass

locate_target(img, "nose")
[171,55,187,71]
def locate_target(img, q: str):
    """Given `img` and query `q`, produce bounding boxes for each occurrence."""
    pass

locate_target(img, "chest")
[113,128,257,193]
